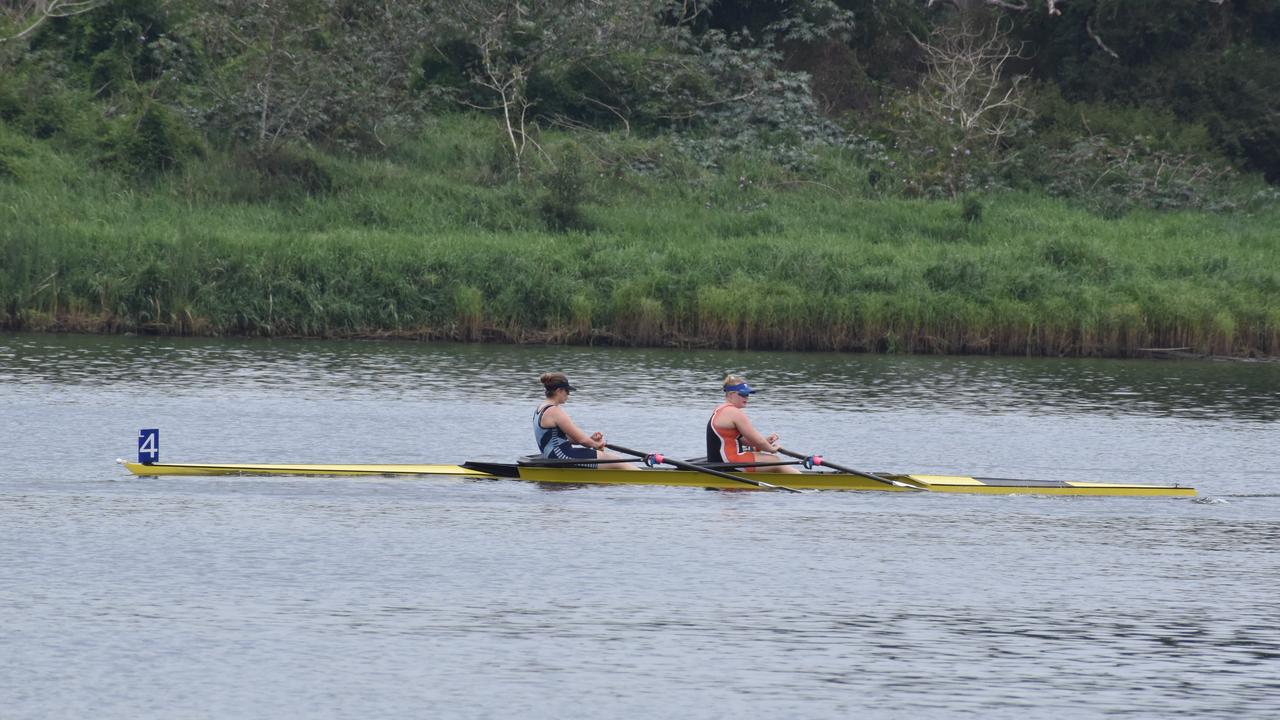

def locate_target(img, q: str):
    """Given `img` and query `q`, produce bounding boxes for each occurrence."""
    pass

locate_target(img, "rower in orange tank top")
[705,374,801,474]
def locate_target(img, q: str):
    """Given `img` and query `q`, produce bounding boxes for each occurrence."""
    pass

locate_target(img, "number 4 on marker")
[138,428,159,464]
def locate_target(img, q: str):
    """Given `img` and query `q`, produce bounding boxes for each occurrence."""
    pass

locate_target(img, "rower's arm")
[730,410,778,453]
[551,409,605,449]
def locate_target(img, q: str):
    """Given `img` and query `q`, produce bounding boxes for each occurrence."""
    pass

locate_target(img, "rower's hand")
[590,431,605,450]
[766,433,780,445]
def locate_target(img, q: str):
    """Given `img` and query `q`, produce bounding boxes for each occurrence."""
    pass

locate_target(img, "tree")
[190,0,431,152]
[896,15,1031,197]
[427,0,667,178]
[916,17,1029,152]
[0,0,111,43]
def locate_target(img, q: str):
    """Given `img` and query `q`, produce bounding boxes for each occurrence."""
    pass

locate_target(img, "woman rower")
[534,372,638,469]
[706,374,801,474]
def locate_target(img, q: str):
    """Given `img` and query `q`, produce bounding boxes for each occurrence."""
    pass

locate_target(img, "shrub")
[246,145,335,198]
[539,143,592,232]
[24,87,74,140]
[1042,135,1237,214]
[0,81,21,122]
[89,52,129,97]
[1027,86,1218,156]
[104,103,202,178]
[0,113,35,182]
[1039,236,1110,279]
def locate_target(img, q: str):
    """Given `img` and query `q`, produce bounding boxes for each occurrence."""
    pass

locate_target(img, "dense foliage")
[1,1,1277,356]
[3,0,1277,200]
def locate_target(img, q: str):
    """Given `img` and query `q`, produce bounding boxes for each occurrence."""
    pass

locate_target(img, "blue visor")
[723,382,755,396]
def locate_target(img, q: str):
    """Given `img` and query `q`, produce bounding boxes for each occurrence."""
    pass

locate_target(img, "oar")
[775,447,925,490]
[607,444,803,494]
[520,457,641,467]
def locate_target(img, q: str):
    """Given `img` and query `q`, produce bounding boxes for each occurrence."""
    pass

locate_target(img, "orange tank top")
[706,403,754,463]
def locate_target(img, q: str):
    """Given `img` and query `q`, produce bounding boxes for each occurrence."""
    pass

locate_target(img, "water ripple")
[1,335,1278,719]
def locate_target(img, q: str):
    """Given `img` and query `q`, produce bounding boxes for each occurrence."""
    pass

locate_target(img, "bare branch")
[1086,16,1120,60]
[911,16,1033,196]
[914,17,1030,143]
[580,95,631,135]
[1,0,111,42]
[926,0,1231,16]
[428,0,668,178]
[985,0,1029,10]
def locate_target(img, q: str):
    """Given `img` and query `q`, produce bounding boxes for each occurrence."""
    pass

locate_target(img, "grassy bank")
[2,116,1277,357]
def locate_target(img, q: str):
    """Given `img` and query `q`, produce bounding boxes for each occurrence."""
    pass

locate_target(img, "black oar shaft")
[775,447,922,490]
[607,444,801,494]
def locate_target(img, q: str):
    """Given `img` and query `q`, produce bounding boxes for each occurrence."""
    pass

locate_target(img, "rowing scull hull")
[464,463,1196,497]
[118,460,1195,496]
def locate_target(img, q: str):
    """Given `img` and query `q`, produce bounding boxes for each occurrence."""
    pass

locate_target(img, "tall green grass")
[2,115,1277,357]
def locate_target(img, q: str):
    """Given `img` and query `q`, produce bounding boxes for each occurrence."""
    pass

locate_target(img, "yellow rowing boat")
[116,459,1195,496]
[461,461,1196,496]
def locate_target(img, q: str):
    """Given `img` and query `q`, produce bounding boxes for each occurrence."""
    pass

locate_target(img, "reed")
[1,117,1276,357]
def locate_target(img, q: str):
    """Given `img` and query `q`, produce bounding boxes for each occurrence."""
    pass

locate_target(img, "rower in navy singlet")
[534,372,637,469]
[706,374,800,474]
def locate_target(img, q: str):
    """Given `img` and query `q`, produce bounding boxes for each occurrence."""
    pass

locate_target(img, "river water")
[2,334,1277,719]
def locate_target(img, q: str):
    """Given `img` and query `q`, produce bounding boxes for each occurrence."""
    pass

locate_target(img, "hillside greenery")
[1,0,1277,357]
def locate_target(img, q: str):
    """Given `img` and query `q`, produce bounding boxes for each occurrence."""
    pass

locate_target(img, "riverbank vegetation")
[2,1,1278,357]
